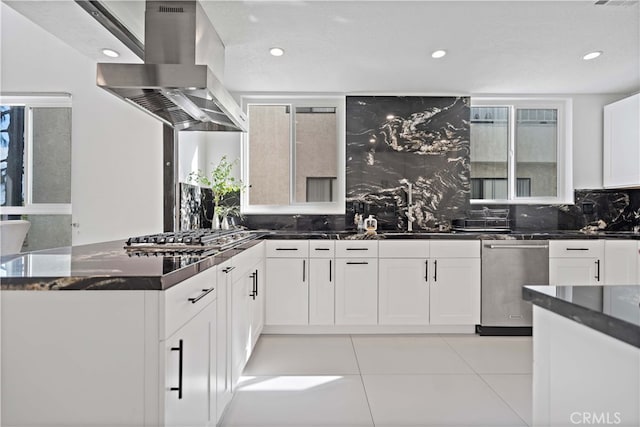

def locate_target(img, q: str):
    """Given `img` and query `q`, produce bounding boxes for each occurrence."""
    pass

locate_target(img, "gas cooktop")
[125,229,256,256]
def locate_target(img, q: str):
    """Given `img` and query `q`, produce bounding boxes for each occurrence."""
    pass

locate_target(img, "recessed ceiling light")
[269,47,285,57]
[101,48,120,58]
[583,51,603,60]
[431,49,447,59]
[386,114,395,120]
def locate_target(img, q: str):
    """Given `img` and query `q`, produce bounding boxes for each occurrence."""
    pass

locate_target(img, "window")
[470,98,572,204]
[242,97,345,214]
[0,94,72,215]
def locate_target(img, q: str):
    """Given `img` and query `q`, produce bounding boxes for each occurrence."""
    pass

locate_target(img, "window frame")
[0,93,72,215]
[470,97,573,205]
[240,95,346,215]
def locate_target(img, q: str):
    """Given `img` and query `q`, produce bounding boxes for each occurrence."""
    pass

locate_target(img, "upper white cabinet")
[603,93,640,188]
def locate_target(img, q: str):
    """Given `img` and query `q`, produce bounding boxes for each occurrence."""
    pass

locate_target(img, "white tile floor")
[221,334,533,427]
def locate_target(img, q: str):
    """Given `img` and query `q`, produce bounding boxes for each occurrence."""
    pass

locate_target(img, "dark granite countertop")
[523,285,640,348]
[2,229,638,292]
[0,239,261,291]
[258,229,640,240]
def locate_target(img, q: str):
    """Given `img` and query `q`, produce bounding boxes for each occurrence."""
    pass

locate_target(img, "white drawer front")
[549,240,604,258]
[336,240,378,258]
[309,241,335,258]
[378,240,429,258]
[164,267,217,339]
[430,240,480,258]
[265,240,310,258]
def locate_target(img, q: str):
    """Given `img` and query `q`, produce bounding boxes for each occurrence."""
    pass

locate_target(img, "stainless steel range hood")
[96,1,247,132]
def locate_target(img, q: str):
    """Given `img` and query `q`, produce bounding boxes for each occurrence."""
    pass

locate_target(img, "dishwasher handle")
[484,244,549,249]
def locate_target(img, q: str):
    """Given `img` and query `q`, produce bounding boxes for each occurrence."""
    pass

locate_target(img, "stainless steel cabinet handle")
[249,273,256,299]
[346,261,368,265]
[595,259,601,282]
[188,288,214,304]
[433,260,438,282]
[485,245,549,249]
[170,339,183,399]
[303,259,306,282]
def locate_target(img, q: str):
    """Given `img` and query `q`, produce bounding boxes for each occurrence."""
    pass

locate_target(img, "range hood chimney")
[96,1,247,132]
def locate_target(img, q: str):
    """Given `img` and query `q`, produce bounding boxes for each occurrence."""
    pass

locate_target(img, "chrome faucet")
[400,179,414,232]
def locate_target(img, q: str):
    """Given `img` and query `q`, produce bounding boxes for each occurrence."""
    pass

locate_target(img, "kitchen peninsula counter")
[0,239,261,291]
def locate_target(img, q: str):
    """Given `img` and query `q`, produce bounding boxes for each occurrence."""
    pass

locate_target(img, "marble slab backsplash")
[179,95,640,233]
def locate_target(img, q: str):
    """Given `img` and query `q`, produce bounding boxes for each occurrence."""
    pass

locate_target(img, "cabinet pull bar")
[303,259,306,282]
[188,288,214,304]
[346,261,368,265]
[346,248,368,251]
[566,248,589,251]
[433,260,438,282]
[329,259,332,282]
[315,248,330,251]
[249,273,256,299]
[276,248,298,251]
[595,259,601,282]
[255,269,259,296]
[170,339,183,399]
[223,266,235,273]
[425,260,429,282]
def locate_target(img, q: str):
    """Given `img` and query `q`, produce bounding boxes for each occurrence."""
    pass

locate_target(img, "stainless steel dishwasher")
[478,240,549,335]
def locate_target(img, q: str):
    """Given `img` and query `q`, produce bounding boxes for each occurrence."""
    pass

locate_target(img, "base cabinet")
[164,302,214,427]
[309,258,335,325]
[335,259,378,325]
[549,258,601,286]
[604,240,638,285]
[265,258,309,325]
[378,258,429,325]
[429,258,481,325]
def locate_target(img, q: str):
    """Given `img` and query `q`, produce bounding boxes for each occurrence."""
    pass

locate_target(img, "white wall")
[1,4,163,245]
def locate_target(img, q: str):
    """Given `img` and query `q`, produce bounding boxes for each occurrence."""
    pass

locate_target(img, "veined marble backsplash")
[179,96,640,233]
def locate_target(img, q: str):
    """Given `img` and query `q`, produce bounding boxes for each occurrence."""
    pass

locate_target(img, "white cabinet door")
[378,258,429,325]
[309,258,335,325]
[429,258,480,325]
[265,258,309,325]
[604,240,638,285]
[335,259,378,325]
[604,93,640,188]
[549,258,602,286]
[249,260,265,346]
[230,271,251,391]
[165,303,212,427]
[215,263,233,424]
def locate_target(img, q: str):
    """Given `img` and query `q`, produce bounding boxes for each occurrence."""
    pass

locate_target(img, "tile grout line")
[440,334,531,427]
[349,334,377,427]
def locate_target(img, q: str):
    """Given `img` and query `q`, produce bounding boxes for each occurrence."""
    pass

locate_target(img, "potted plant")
[188,156,243,229]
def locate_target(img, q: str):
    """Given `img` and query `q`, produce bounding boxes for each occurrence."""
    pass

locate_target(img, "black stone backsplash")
[179,95,640,233]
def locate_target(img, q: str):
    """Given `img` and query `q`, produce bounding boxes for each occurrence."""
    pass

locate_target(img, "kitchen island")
[523,285,640,427]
